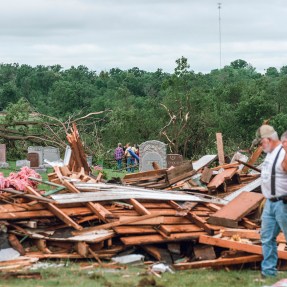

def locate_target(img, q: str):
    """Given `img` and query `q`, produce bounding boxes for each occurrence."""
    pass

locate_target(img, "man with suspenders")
[259,125,287,277]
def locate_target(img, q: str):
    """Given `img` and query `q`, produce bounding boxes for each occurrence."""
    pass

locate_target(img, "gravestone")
[63,146,72,166]
[139,140,167,172]
[28,146,43,165]
[0,144,9,168]
[43,146,60,162]
[28,146,61,167]
[167,154,183,168]
[27,153,40,168]
[0,144,6,163]
[16,160,30,168]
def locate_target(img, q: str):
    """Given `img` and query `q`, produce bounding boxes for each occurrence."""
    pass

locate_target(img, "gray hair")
[269,132,279,141]
[281,131,287,141]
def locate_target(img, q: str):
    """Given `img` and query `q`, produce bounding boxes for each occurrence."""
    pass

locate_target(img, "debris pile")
[0,127,285,273]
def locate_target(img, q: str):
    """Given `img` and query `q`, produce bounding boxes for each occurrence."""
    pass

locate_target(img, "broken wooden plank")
[1,188,55,203]
[200,167,213,184]
[193,244,216,261]
[241,146,263,174]
[121,231,207,245]
[142,245,173,264]
[51,189,225,204]
[222,229,286,243]
[207,191,264,228]
[185,212,218,235]
[207,168,238,191]
[63,180,116,222]
[173,255,262,270]
[0,206,93,220]
[25,186,83,230]
[236,160,261,173]
[216,133,225,165]
[167,161,193,182]
[192,155,217,171]
[129,198,151,215]
[199,235,287,260]
[72,213,160,235]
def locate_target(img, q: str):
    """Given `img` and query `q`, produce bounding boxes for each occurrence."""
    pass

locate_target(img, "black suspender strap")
[271,146,283,196]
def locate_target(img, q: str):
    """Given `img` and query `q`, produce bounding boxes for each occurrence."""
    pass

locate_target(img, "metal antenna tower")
[218,3,222,69]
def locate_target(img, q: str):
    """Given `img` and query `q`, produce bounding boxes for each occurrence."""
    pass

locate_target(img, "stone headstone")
[27,153,40,168]
[167,154,183,168]
[63,146,72,166]
[43,146,61,162]
[0,162,9,168]
[16,160,30,168]
[139,140,167,172]
[28,146,43,165]
[0,144,6,163]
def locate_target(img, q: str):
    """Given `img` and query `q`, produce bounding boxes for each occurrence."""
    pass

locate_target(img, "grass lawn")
[0,161,127,181]
[0,263,285,287]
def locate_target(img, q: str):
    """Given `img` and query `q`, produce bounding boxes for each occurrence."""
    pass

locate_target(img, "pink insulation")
[0,167,41,191]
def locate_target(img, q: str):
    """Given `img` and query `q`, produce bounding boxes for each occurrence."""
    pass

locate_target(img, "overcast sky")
[0,0,286,73]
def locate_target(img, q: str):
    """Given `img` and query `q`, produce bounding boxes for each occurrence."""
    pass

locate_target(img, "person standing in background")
[114,143,124,171]
[125,143,137,173]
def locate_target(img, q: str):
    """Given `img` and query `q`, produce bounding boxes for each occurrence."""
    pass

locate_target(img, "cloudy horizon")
[0,0,286,73]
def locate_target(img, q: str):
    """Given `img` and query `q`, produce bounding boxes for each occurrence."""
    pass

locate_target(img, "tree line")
[1,57,287,162]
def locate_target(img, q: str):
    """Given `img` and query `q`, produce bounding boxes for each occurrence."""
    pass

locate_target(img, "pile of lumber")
[0,164,279,272]
[1,127,284,272]
[123,148,262,198]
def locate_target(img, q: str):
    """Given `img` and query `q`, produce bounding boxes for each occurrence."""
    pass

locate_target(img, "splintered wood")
[0,127,278,272]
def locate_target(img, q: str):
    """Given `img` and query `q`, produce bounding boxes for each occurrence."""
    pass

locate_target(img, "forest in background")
[1,57,287,163]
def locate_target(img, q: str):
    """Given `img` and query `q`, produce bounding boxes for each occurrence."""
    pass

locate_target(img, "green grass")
[0,162,126,181]
[0,162,126,193]
[0,264,286,287]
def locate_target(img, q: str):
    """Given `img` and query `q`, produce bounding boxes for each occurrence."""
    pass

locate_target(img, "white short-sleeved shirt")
[261,144,287,198]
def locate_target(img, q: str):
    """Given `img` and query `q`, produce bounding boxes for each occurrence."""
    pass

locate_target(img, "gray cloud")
[0,0,286,72]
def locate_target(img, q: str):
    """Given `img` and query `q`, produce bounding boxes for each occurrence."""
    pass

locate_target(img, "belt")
[269,196,287,202]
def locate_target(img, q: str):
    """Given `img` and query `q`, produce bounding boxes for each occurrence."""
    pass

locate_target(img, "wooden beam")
[222,229,286,243]
[72,213,160,235]
[236,159,261,173]
[207,168,238,191]
[121,231,207,245]
[216,133,225,165]
[173,255,263,270]
[200,167,213,184]
[241,146,263,174]
[185,212,217,235]
[199,235,287,260]
[207,192,264,228]
[25,186,83,231]
[129,198,151,215]
[63,180,116,222]
[0,206,93,220]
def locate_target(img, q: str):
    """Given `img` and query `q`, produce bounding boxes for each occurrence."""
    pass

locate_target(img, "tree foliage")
[0,58,287,160]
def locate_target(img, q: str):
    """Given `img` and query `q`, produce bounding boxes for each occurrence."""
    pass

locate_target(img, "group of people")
[114,143,139,172]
